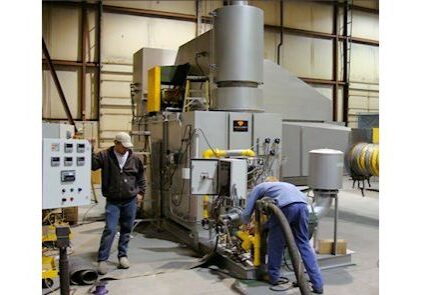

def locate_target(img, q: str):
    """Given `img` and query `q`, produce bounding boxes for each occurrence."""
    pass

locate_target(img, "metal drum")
[308,149,344,190]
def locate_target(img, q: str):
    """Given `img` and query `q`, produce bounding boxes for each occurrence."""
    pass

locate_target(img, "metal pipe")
[310,192,333,220]
[224,0,248,5]
[276,1,284,65]
[81,1,87,121]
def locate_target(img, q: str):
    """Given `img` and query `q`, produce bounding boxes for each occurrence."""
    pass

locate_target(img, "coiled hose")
[257,198,311,295]
[348,143,379,177]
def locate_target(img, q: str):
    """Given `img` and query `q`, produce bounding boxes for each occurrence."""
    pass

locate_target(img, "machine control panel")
[43,138,91,209]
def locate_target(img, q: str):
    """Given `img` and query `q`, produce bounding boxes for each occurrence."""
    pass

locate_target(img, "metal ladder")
[183,76,210,112]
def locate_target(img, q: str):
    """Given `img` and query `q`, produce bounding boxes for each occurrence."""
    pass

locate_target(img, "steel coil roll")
[348,143,379,177]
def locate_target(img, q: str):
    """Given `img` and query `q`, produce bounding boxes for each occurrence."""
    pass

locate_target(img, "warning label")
[233,120,249,132]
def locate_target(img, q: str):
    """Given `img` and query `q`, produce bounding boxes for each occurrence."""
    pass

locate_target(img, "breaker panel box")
[43,138,91,209]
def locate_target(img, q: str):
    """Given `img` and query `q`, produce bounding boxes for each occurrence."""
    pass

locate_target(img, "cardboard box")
[317,239,347,255]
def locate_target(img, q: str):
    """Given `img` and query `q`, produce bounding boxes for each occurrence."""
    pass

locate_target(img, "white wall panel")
[353,0,379,9]
[103,13,195,64]
[352,11,379,41]
[105,0,196,15]
[42,68,79,119]
[201,0,223,16]
[264,31,279,63]
[250,0,280,26]
[101,80,131,98]
[350,43,379,83]
[43,6,81,60]
[284,2,333,34]
[100,114,132,131]
[280,35,332,80]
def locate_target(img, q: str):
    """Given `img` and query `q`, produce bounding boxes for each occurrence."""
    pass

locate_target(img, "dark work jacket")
[91,146,145,202]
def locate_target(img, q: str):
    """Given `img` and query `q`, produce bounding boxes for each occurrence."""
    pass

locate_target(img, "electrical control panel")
[42,138,91,209]
[190,159,218,195]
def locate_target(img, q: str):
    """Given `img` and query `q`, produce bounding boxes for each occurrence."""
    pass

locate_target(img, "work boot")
[97,261,108,275]
[118,257,130,269]
[312,286,324,294]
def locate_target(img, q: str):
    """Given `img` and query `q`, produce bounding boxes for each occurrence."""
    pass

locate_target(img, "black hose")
[257,200,311,295]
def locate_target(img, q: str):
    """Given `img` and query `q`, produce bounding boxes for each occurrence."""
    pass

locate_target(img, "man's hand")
[136,194,144,207]
[88,138,96,148]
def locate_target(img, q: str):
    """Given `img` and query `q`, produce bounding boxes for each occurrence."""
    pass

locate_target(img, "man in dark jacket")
[90,132,145,275]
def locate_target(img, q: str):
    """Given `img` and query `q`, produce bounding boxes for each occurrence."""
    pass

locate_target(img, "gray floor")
[47,178,378,294]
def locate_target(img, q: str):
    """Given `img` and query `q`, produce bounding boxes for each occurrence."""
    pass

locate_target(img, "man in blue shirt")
[242,177,324,294]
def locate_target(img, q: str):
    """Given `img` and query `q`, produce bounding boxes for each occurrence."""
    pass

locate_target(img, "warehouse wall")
[42,0,379,147]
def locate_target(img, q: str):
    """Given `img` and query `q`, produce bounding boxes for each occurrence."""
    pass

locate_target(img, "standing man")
[90,132,145,275]
[242,177,324,294]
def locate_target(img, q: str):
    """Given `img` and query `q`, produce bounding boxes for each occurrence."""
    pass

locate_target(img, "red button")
[70,197,74,201]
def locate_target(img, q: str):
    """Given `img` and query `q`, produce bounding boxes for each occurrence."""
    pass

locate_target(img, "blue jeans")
[267,202,323,290]
[97,198,137,262]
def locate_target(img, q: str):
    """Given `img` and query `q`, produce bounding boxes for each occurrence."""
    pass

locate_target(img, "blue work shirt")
[242,182,308,224]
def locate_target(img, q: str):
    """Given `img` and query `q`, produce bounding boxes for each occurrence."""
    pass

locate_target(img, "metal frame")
[42,0,379,125]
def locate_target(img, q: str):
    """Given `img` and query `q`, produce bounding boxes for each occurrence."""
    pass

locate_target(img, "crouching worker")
[90,132,145,275]
[241,176,324,294]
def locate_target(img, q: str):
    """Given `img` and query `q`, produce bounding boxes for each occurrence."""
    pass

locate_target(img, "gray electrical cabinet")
[43,138,92,209]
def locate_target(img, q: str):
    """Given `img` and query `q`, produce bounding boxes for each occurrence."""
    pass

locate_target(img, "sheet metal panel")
[228,113,253,150]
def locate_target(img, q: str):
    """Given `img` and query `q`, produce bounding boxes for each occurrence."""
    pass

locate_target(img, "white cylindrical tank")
[308,149,344,190]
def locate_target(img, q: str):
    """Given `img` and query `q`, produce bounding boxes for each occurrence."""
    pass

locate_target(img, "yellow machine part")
[235,217,262,267]
[203,195,209,219]
[202,148,256,159]
[42,255,58,279]
[372,128,379,144]
[42,223,72,243]
[147,66,161,113]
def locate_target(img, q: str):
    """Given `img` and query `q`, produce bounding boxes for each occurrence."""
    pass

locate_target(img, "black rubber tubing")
[258,199,312,295]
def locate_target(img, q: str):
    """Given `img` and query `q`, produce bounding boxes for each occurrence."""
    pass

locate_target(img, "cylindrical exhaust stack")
[213,3,264,112]
[309,149,344,190]
[308,149,343,219]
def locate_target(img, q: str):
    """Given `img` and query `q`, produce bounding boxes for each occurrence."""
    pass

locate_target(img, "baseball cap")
[114,132,133,148]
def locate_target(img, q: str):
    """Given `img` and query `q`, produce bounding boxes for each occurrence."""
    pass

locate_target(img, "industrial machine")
[131,1,352,280]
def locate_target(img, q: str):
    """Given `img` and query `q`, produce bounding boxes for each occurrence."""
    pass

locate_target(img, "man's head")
[265,176,279,182]
[113,132,133,155]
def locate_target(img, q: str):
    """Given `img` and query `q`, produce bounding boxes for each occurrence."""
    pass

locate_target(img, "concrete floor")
[47,178,378,294]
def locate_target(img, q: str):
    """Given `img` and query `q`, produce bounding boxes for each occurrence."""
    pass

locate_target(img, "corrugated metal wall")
[42,0,379,145]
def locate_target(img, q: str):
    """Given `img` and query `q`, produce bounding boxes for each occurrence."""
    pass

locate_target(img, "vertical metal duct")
[225,1,249,5]
[213,2,264,112]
